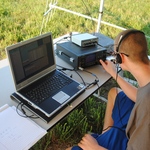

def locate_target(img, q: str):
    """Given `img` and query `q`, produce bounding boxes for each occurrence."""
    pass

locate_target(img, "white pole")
[96,0,105,32]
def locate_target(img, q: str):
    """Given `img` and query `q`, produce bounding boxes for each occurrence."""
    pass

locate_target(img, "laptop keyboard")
[25,72,73,104]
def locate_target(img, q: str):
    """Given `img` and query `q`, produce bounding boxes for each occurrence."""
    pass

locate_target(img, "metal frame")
[40,0,126,34]
[41,0,150,39]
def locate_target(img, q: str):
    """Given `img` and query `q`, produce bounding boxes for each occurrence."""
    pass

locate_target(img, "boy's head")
[114,29,149,64]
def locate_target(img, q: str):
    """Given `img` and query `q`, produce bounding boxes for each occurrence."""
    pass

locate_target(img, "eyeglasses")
[119,52,129,57]
[112,51,129,57]
[106,44,129,57]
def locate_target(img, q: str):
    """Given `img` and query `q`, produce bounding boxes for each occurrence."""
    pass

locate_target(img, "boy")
[66,29,150,150]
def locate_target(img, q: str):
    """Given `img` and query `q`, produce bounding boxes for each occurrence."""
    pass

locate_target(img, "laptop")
[6,32,85,117]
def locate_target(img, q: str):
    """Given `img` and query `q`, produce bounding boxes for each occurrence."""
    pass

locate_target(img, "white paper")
[0,105,47,150]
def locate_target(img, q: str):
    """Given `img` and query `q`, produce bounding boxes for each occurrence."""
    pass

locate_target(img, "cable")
[56,65,86,86]
[56,64,74,71]
[78,67,99,80]
[74,70,86,86]
[86,79,99,89]
[78,67,99,88]
[53,35,70,45]
[95,42,117,60]
[115,64,124,127]
[56,65,99,88]
[16,102,39,119]
[95,41,104,48]
[95,42,115,54]
[81,0,96,34]
[102,125,125,133]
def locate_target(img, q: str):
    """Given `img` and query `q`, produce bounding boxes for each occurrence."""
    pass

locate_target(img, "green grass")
[0,0,150,60]
[1,0,150,149]
[30,96,106,150]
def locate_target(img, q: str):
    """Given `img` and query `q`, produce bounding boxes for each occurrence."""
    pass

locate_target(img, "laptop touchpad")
[52,91,70,104]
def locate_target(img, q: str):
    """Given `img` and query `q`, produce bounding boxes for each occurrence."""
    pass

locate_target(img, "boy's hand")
[100,59,117,79]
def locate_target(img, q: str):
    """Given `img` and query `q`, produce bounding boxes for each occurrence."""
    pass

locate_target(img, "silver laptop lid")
[6,32,56,91]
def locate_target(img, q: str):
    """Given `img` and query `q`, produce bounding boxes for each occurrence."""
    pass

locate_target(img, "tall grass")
[0,0,150,60]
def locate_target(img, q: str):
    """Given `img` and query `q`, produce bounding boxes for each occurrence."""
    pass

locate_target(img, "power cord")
[56,65,99,89]
[95,41,104,48]
[16,102,39,119]
[56,65,86,86]
[96,42,115,55]
[78,67,99,89]
[86,79,99,89]
[102,125,125,133]
[53,35,70,45]
[115,64,124,127]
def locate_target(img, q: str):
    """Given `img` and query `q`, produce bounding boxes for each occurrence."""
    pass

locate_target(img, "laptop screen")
[6,32,56,90]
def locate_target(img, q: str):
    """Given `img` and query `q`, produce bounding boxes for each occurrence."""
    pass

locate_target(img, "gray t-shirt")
[126,82,150,150]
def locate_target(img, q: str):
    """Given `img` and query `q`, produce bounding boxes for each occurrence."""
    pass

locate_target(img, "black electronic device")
[56,33,114,69]
[56,41,106,69]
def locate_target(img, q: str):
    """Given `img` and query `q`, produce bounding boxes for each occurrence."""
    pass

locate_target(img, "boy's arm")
[100,60,137,102]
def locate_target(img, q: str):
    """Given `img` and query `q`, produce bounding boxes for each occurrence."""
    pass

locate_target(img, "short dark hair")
[115,29,149,64]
